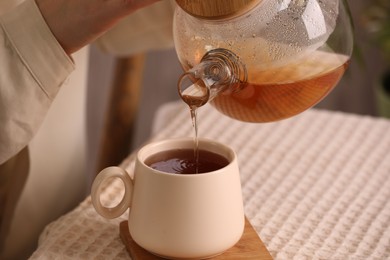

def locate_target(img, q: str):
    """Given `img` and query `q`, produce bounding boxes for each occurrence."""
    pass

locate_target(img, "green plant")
[362,0,390,63]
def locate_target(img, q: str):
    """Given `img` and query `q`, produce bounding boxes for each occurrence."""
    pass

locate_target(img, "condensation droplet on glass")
[205,45,213,52]
[194,36,203,41]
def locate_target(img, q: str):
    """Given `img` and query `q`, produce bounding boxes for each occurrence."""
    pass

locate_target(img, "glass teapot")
[174,0,354,122]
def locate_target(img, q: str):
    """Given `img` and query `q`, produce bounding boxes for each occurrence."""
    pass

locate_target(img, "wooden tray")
[119,217,273,259]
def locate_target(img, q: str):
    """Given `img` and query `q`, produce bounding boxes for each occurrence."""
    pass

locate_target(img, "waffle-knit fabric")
[30,102,390,260]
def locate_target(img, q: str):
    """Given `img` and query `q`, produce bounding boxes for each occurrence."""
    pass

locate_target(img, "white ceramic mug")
[91,138,244,259]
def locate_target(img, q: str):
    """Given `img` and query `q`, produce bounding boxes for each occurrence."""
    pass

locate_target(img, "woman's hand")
[36,0,160,54]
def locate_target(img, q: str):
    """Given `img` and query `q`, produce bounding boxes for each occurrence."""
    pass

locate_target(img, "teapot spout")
[177,48,247,108]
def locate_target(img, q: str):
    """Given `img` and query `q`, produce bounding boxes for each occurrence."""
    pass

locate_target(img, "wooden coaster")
[119,217,273,259]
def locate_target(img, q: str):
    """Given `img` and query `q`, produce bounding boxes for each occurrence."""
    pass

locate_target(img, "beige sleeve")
[96,0,175,56]
[0,0,74,164]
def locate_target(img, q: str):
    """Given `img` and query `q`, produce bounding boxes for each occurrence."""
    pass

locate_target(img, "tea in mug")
[145,148,229,174]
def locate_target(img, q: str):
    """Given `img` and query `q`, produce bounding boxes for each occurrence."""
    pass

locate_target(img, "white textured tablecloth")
[30,102,390,260]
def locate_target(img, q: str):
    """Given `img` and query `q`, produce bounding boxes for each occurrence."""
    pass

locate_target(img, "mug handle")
[91,166,133,219]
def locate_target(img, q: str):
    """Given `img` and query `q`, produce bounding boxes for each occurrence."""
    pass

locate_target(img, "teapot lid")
[175,0,262,19]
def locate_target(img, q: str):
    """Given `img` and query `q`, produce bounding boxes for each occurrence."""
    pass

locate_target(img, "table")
[30,101,390,259]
